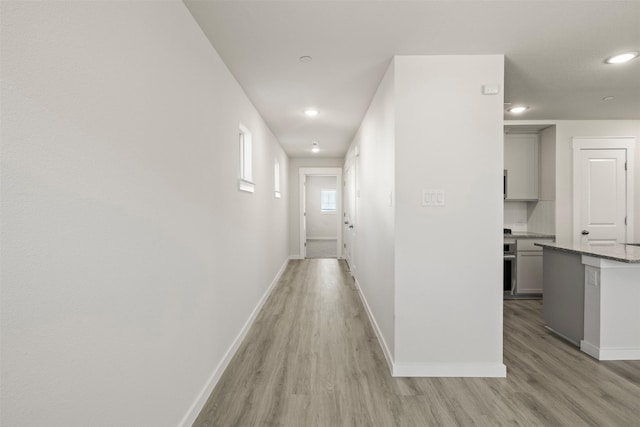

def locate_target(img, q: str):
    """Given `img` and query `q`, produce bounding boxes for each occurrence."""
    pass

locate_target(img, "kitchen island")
[536,242,640,361]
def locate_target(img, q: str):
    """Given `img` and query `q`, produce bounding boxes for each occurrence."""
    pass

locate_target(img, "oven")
[504,242,516,297]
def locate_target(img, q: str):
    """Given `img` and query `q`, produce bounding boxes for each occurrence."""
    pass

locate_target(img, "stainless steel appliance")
[504,241,516,298]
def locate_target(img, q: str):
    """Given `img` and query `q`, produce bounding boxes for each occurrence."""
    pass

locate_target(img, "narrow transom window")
[238,123,254,193]
[274,159,281,198]
[320,190,336,213]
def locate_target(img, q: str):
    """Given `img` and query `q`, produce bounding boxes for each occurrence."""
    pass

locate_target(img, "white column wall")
[393,56,505,375]
[1,2,288,426]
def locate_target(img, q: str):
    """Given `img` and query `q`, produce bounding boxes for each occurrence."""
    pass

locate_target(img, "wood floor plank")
[193,259,640,426]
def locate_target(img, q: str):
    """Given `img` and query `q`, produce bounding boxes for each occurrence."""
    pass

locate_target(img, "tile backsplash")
[527,201,555,235]
[504,200,556,234]
[504,201,528,232]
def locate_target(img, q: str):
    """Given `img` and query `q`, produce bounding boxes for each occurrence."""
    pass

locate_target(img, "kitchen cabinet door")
[504,134,539,200]
[517,251,543,294]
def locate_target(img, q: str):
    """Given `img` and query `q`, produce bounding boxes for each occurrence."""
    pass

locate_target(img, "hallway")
[194,259,640,426]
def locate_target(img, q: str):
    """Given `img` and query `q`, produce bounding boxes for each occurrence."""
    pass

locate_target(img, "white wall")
[305,176,338,239]
[346,62,396,363]
[0,2,288,426]
[539,126,557,201]
[527,201,556,235]
[527,125,556,235]
[288,157,344,257]
[393,56,504,375]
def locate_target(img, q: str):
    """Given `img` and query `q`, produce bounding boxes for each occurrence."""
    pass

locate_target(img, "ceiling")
[184,0,640,158]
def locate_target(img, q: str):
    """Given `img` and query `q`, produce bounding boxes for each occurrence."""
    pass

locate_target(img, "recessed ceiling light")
[311,141,320,153]
[299,56,313,63]
[507,106,528,114]
[605,52,639,64]
[602,96,615,101]
[304,109,319,117]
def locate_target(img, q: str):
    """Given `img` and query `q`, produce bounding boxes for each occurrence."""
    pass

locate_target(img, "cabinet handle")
[503,170,508,200]
[581,230,590,235]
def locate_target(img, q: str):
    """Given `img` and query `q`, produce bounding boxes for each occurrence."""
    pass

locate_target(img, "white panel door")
[516,252,543,294]
[578,149,627,244]
[343,163,354,265]
[301,175,307,258]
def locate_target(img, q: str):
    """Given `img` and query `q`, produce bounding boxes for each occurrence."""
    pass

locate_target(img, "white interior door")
[301,175,307,258]
[343,164,353,263]
[299,168,343,259]
[577,149,627,245]
[343,156,357,271]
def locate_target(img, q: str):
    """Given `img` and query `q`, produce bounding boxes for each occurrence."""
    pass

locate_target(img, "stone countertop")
[504,232,555,239]
[535,241,640,264]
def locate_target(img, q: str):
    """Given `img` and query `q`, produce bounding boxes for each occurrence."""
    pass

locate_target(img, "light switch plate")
[422,190,445,206]
[482,84,500,95]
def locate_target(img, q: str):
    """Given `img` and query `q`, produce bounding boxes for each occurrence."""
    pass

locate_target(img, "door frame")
[299,167,343,259]
[342,162,354,264]
[572,137,635,245]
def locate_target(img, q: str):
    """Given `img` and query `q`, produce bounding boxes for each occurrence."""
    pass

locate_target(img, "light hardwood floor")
[194,259,640,426]
[305,239,338,259]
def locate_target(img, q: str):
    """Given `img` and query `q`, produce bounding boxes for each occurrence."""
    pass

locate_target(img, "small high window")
[238,123,254,193]
[320,190,336,213]
[274,159,281,198]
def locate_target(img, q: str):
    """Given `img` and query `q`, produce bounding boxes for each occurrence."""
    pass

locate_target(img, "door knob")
[581,230,590,235]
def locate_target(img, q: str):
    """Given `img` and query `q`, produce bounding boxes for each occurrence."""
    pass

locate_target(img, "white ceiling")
[184,0,640,158]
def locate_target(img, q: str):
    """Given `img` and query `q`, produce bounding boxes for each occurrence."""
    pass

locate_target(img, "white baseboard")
[353,277,506,378]
[352,277,395,375]
[580,340,640,360]
[306,237,337,240]
[393,363,507,378]
[353,277,507,378]
[179,258,290,427]
[545,326,580,347]
[580,340,600,359]
[289,255,344,260]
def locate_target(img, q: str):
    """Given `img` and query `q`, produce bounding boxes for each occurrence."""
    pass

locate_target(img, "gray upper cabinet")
[504,134,539,201]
